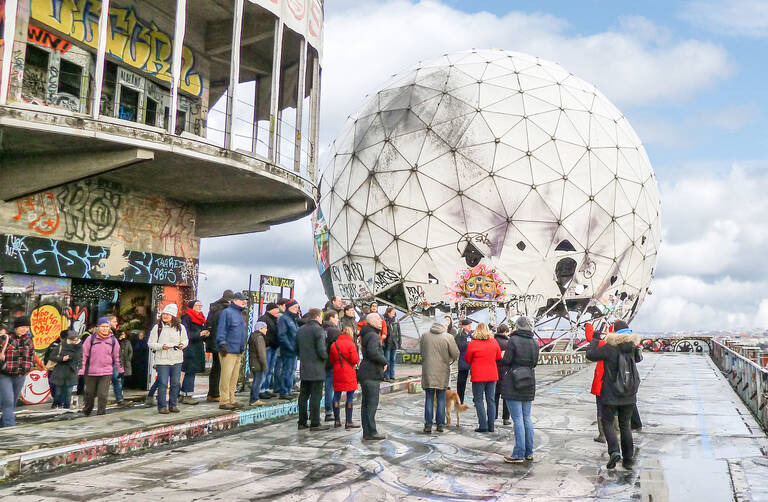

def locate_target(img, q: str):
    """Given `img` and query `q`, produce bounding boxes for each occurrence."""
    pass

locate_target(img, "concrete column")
[0,0,19,106]
[168,0,187,134]
[308,54,321,182]
[293,39,307,174]
[225,0,245,149]
[92,0,111,119]
[268,18,284,163]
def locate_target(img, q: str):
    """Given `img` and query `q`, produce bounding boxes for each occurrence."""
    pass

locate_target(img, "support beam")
[206,17,275,56]
[195,199,310,237]
[0,148,154,200]
[268,18,284,162]
[168,0,187,135]
[293,39,307,173]
[308,55,321,182]
[0,0,19,106]
[92,0,111,119]
[224,0,245,149]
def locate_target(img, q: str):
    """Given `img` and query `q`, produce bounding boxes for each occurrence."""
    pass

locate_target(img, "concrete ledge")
[0,376,421,483]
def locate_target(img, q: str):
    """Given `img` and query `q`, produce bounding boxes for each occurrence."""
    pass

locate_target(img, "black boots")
[333,401,341,428]
[345,401,360,429]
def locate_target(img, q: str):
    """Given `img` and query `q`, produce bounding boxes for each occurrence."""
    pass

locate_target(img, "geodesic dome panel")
[314,49,661,327]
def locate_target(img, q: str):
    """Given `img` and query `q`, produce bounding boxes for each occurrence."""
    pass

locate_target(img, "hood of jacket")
[512,329,534,339]
[429,323,446,335]
[605,330,640,351]
[494,333,509,341]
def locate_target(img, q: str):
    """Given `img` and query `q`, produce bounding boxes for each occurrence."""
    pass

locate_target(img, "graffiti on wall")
[5,180,197,259]
[448,264,506,303]
[30,304,67,349]
[30,0,203,96]
[21,368,52,405]
[27,24,72,53]
[1,234,199,287]
[13,192,59,236]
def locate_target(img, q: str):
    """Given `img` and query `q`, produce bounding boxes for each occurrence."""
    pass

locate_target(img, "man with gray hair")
[357,312,388,440]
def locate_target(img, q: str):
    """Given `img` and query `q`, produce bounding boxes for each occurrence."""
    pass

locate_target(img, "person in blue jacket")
[216,292,248,409]
[276,299,301,400]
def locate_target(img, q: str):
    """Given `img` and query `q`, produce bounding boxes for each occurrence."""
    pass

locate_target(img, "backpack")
[613,351,640,397]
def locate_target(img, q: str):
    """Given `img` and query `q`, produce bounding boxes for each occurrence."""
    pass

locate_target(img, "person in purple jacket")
[80,317,122,416]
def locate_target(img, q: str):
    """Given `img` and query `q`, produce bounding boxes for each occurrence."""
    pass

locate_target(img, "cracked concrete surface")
[2,353,766,501]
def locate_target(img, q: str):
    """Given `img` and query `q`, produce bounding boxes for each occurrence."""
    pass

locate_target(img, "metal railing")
[710,339,768,431]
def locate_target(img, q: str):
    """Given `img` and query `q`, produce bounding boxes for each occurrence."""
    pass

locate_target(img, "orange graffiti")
[13,192,59,235]
[31,305,66,350]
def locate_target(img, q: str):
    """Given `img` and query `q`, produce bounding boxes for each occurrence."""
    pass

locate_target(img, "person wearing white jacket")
[148,303,188,414]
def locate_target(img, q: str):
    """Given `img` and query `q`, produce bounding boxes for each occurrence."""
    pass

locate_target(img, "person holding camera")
[148,304,188,414]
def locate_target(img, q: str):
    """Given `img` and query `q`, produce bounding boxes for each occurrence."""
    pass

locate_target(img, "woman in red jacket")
[329,326,360,429]
[464,323,502,432]
[585,321,608,442]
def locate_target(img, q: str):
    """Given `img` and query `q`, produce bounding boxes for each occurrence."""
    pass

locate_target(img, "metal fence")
[710,340,768,431]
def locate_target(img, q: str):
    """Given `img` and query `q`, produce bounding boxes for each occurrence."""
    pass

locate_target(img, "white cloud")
[682,0,768,38]
[320,1,731,146]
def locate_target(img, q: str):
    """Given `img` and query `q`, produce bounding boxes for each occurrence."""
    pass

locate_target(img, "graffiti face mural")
[21,369,52,405]
[449,264,506,302]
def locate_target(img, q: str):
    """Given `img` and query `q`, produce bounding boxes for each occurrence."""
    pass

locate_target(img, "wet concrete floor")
[2,353,767,501]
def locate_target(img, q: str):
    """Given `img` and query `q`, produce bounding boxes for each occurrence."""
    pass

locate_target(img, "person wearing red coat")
[329,326,361,429]
[464,323,502,432]
[586,321,608,442]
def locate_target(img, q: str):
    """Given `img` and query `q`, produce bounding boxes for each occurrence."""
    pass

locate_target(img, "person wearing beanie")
[357,312,388,441]
[322,309,341,422]
[80,317,123,416]
[204,290,234,402]
[258,302,280,398]
[50,330,83,409]
[180,300,209,405]
[500,316,540,463]
[420,321,460,433]
[296,308,331,431]
[276,299,301,400]
[455,319,474,404]
[216,293,248,409]
[148,304,188,414]
[248,321,269,406]
[0,317,35,426]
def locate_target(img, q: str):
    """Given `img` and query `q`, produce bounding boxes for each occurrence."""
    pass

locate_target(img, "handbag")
[511,365,534,390]
[45,344,63,371]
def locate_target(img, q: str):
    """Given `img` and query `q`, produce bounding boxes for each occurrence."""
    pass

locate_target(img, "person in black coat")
[180,300,209,405]
[455,319,473,403]
[49,330,83,409]
[493,324,511,426]
[499,316,540,463]
[358,313,387,441]
[586,320,642,470]
[322,310,342,422]
[382,307,401,382]
[295,308,330,431]
[205,290,233,401]
[258,303,280,398]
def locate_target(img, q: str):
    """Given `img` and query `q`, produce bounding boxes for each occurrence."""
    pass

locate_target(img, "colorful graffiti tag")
[448,264,506,302]
[30,304,66,350]
[13,192,60,236]
[30,0,203,96]
[21,368,52,405]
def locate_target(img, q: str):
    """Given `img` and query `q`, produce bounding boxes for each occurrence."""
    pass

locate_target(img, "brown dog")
[434,389,469,426]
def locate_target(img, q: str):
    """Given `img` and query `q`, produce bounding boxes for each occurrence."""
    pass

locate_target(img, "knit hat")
[254,321,267,331]
[266,302,279,311]
[222,289,234,300]
[459,319,472,326]
[366,312,382,329]
[161,304,178,317]
[12,316,30,329]
[97,316,111,326]
[515,316,533,331]
[66,329,80,340]
[285,299,299,309]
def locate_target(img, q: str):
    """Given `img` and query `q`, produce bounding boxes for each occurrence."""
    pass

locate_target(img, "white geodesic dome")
[313,49,661,329]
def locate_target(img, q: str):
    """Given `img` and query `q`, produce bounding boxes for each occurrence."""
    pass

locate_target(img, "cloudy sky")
[199,0,768,332]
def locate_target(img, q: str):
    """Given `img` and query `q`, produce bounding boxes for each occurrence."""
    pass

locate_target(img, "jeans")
[324,369,334,413]
[601,403,634,461]
[181,372,196,394]
[277,355,297,395]
[424,388,446,426]
[631,403,643,429]
[249,371,264,403]
[298,380,323,427]
[112,368,124,402]
[383,347,396,379]
[156,363,182,409]
[506,399,534,459]
[208,352,221,398]
[84,375,111,416]
[456,370,469,403]
[54,384,74,409]
[0,374,25,427]
[494,386,510,421]
[471,381,496,431]
[360,379,381,437]
[261,348,278,391]
[148,378,159,398]
[333,390,355,403]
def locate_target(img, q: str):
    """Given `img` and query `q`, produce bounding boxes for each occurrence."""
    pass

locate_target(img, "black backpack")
[613,351,640,397]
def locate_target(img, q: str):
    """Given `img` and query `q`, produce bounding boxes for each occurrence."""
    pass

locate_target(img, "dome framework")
[314,49,661,335]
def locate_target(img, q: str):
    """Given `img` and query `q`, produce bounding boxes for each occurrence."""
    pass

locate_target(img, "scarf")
[185,308,206,326]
